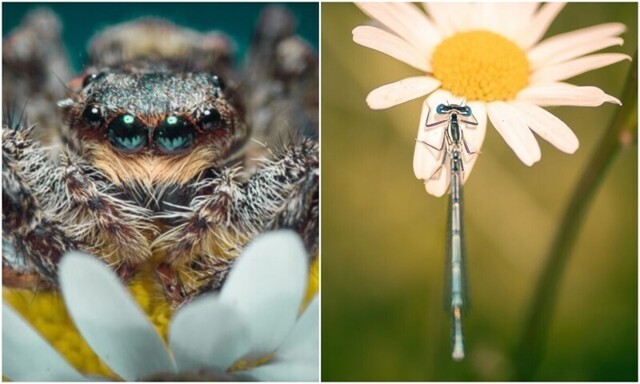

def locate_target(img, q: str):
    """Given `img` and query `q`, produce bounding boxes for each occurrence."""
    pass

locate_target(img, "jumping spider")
[3,6,319,307]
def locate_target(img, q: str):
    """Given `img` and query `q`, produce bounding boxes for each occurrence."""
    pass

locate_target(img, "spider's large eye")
[107,114,148,152]
[154,115,195,153]
[199,108,222,131]
[82,105,104,128]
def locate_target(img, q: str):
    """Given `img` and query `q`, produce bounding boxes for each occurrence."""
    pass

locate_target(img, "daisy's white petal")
[422,2,455,37]
[3,304,87,382]
[355,2,440,55]
[448,3,484,32]
[531,37,624,71]
[425,160,450,197]
[517,82,621,106]
[413,98,445,181]
[60,252,177,381]
[531,53,630,83]
[366,76,440,110]
[483,3,536,40]
[245,360,318,382]
[512,102,579,154]
[169,295,251,372]
[460,101,488,184]
[487,102,541,166]
[221,230,308,359]
[276,296,319,360]
[517,2,566,49]
[353,26,430,71]
[421,85,453,195]
[527,23,626,68]
[246,298,319,381]
[509,3,540,42]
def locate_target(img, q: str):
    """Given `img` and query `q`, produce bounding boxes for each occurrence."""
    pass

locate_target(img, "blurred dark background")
[322,3,637,381]
[2,2,318,71]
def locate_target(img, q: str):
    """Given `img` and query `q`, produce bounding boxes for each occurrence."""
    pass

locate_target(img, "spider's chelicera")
[2,7,319,307]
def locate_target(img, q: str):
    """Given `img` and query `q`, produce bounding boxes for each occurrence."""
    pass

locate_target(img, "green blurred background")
[322,3,637,381]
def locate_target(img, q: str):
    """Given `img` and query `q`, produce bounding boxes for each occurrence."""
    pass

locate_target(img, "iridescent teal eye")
[154,115,195,153]
[107,114,148,152]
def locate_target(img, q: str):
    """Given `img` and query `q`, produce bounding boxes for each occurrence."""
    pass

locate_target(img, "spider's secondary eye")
[107,114,148,152]
[154,115,195,153]
[212,75,225,90]
[82,72,105,88]
[199,108,222,131]
[82,105,104,128]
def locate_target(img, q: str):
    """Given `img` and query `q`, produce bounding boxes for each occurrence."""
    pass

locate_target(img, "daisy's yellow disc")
[432,30,529,101]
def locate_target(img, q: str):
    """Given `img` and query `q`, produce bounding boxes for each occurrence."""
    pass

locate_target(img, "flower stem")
[513,52,637,380]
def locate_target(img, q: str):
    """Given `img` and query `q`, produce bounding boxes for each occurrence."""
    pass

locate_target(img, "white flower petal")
[169,295,251,373]
[3,303,87,381]
[245,298,319,381]
[425,160,450,197]
[509,3,542,43]
[517,82,621,106]
[512,102,579,154]
[459,100,487,184]
[422,2,457,37]
[245,360,318,382]
[275,296,319,361]
[487,102,541,166]
[531,53,630,83]
[527,22,626,68]
[355,2,440,56]
[414,98,446,182]
[353,25,429,72]
[59,252,176,381]
[366,76,440,110]
[483,3,537,40]
[529,35,624,70]
[517,2,566,49]
[220,230,308,359]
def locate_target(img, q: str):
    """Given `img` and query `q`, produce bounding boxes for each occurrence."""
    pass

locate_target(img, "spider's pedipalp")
[154,167,246,267]
[59,153,155,268]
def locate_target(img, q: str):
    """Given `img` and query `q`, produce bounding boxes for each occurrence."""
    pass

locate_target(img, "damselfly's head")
[435,103,472,117]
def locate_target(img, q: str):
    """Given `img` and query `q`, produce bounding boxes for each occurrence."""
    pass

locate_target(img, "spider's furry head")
[59,62,248,188]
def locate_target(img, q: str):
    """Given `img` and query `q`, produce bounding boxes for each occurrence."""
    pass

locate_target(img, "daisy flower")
[352,2,630,196]
[3,230,318,382]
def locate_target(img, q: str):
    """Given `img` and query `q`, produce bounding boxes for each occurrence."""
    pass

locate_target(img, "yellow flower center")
[4,265,172,379]
[431,30,529,101]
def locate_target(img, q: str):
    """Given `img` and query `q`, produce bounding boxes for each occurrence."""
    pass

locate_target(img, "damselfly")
[416,102,478,361]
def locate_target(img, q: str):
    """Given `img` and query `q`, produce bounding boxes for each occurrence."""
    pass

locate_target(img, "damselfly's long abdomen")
[448,154,466,361]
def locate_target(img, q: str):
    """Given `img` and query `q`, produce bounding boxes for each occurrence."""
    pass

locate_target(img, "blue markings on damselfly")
[417,101,478,361]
